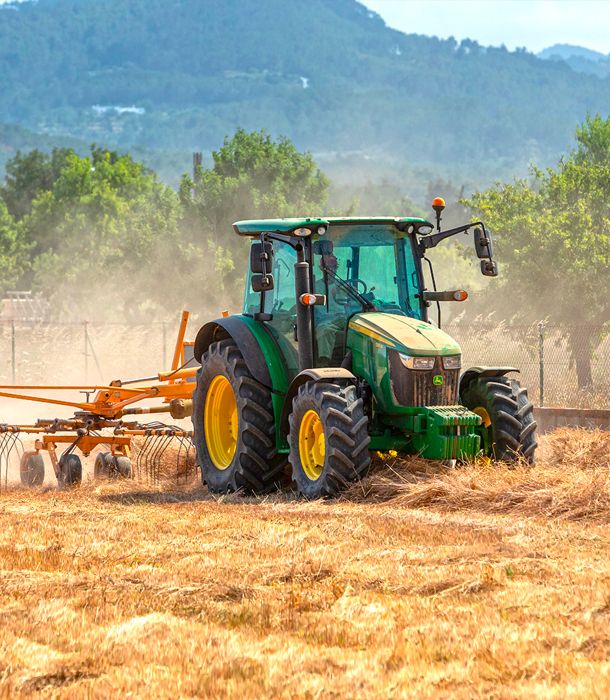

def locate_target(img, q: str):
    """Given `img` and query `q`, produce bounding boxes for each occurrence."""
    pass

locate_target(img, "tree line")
[0,117,608,389]
[0,130,328,322]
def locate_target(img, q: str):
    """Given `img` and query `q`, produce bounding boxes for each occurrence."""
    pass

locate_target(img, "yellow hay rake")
[0,311,198,489]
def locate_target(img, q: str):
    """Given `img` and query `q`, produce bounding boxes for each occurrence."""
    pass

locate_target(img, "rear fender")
[280,368,357,436]
[194,316,274,388]
[194,316,290,446]
[459,366,519,398]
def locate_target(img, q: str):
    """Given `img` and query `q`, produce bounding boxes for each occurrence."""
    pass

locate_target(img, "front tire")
[192,339,287,494]
[461,375,537,462]
[288,381,371,498]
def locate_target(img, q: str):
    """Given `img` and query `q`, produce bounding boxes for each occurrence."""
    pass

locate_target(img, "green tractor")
[191,199,537,498]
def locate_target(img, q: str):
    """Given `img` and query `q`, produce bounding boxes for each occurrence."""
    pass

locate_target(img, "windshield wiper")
[321,264,377,312]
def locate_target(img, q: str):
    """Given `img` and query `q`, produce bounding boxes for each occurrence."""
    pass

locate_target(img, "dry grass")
[347,428,610,522]
[0,428,608,698]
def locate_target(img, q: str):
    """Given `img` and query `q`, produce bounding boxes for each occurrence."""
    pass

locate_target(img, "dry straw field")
[0,428,609,698]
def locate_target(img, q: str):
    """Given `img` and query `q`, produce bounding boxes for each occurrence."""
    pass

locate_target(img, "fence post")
[87,330,104,381]
[11,320,16,384]
[538,321,545,407]
[84,321,89,383]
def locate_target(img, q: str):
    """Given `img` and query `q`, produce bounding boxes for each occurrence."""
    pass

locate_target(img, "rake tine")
[152,433,175,485]
[135,432,146,481]
[0,432,20,490]
[147,434,164,485]
[0,434,8,491]
[8,434,21,486]
[145,433,158,484]
[136,432,154,483]
[142,433,155,484]
[182,435,193,483]
[175,435,189,484]
[163,432,179,483]
[186,436,197,482]
[0,433,15,490]
[146,433,165,485]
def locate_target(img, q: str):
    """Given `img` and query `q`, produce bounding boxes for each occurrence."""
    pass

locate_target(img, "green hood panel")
[348,313,461,356]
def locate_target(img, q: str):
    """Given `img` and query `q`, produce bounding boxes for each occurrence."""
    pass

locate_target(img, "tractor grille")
[388,351,459,406]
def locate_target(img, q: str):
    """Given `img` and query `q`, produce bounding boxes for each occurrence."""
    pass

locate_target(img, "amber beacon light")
[432,196,446,231]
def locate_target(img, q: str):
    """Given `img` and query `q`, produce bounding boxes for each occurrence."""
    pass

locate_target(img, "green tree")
[20,147,182,319]
[466,114,610,389]
[179,129,329,301]
[0,148,74,220]
[0,202,29,294]
[181,129,329,232]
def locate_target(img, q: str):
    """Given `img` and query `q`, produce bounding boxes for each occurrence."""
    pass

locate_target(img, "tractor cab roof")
[233,217,434,237]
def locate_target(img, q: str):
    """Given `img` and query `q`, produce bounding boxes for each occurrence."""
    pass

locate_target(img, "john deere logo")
[433,375,444,386]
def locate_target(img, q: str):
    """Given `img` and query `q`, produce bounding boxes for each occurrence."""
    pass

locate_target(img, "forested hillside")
[1,0,609,176]
[539,44,610,79]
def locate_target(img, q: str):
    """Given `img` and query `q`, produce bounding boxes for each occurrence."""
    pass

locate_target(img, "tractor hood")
[348,313,461,356]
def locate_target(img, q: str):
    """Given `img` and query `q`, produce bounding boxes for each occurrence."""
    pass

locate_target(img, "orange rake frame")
[0,310,199,489]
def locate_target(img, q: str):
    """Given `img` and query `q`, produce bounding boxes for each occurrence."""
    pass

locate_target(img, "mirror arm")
[418,221,486,253]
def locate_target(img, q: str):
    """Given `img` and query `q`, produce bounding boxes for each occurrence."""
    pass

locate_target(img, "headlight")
[399,354,435,370]
[442,355,462,370]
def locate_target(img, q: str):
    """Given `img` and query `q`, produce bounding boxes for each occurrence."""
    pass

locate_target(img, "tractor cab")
[241,217,435,376]
[238,208,499,376]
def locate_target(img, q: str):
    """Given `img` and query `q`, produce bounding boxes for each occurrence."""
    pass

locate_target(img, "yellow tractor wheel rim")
[474,406,492,428]
[299,409,326,481]
[204,375,238,470]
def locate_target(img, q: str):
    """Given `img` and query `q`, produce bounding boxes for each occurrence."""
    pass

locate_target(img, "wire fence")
[0,320,608,409]
[0,321,171,387]
[446,322,610,409]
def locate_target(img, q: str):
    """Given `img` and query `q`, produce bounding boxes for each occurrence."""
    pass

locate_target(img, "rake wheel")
[111,455,132,479]
[58,453,82,488]
[94,451,111,479]
[20,451,45,487]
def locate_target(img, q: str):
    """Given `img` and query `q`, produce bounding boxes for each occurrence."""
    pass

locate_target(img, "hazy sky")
[361,0,610,54]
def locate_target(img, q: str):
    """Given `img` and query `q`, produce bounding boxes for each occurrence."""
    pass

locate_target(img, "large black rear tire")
[288,381,371,498]
[192,339,287,494]
[461,375,537,462]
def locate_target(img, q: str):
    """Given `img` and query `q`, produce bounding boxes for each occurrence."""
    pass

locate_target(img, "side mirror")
[250,241,274,273]
[474,227,494,260]
[481,260,498,277]
[251,274,274,292]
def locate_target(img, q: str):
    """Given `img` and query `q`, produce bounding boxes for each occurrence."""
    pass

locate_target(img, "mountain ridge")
[537,42,610,79]
[0,0,609,178]
[538,43,608,62]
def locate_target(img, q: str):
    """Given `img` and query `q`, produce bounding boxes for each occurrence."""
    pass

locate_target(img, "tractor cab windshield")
[312,224,423,365]
[243,222,425,373]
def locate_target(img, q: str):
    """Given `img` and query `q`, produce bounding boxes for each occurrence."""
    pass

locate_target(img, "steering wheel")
[331,278,368,306]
